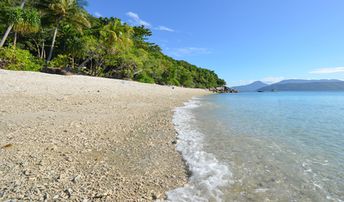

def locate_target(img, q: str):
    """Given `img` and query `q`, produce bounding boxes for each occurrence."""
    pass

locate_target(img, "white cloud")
[310,67,344,74]
[168,47,210,57]
[94,12,102,18]
[126,12,175,32]
[126,11,151,27]
[156,26,175,32]
[261,76,285,84]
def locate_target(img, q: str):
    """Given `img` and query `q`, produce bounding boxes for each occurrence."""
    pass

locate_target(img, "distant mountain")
[231,81,268,92]
[257,79,344,91]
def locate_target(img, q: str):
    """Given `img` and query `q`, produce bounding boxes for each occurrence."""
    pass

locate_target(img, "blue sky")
[87,0,344,86]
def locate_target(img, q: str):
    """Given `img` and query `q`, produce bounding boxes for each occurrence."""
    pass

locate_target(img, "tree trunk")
[78,57,92,72]
[71,57,75,69]
[0,24,14,47]
[41,40,45,59]
[43,46,46,59]
[19,0,26,8]
[47,27,58,63]
[13,32,17,48]
[32,39,39,57]
[33,39,40,57]
[0,0,26,48]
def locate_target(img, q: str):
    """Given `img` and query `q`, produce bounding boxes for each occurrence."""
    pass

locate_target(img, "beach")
[0,70,210,201]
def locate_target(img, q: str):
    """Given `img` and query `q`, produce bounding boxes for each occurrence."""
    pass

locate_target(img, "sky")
[87,0,344,86]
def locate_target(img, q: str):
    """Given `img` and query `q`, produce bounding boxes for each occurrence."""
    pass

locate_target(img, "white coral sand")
[0,70,210,201]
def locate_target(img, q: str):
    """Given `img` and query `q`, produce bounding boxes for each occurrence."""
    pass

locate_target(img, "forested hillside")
[0,0,225,88]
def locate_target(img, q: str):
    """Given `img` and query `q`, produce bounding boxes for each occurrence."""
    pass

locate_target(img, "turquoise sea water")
[167,92,344,202]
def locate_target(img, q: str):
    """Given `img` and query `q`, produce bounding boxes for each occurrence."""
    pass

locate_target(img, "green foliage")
[0,1,18,26]
[49,54,70,68]
[99,19,133,54]
[8,7,40,34]
[135,72,155,84]
[0,0,226,88]
[0,47,42,71]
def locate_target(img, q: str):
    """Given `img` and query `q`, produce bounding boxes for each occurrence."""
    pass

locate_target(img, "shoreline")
[0,70,211,201]
[166,97,230,201]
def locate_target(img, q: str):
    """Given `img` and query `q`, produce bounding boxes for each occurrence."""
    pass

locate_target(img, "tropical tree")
[0,0,26,47]
[77,19,134,75]
[11,8,40,47]
[99,19,134,54]
[38,0,90,62]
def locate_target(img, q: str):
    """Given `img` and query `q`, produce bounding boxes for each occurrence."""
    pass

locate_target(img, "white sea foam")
[165,98,231,202]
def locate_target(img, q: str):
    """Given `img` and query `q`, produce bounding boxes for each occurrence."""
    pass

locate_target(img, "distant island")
[231,81,268,92]
[232,79,344,92]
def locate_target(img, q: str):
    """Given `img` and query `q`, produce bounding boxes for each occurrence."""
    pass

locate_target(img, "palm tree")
[99,19,134,54]
[0,0,26,47]
[39,0,90,63]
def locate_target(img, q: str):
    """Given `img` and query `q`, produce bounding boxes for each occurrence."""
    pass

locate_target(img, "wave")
[165,98,231,202]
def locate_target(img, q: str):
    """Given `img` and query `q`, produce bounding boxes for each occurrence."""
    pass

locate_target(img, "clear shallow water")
[168,92,344,202]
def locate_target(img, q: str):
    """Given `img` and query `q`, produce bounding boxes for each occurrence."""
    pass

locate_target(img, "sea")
[166,92,344,202]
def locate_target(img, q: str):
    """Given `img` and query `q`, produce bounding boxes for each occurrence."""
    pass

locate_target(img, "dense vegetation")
[0,0,225,88]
